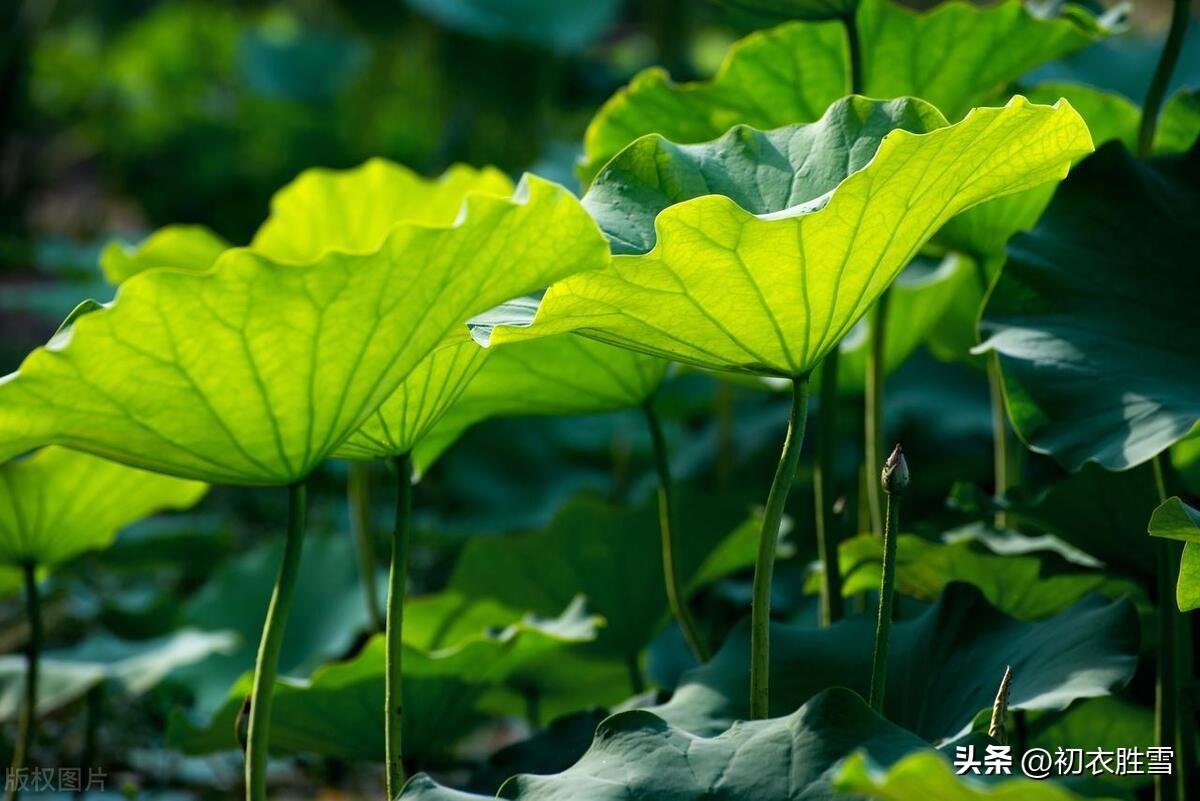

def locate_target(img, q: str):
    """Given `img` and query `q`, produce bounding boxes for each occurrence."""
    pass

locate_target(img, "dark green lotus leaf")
[1148,497,1200,612]
[821,524,1144,621]
[170,532,380,716]
[0,174,606,484]
[582,95,946,255]
[650,583,1137,743]
[582,0,1111,177]
[400,688,931,800]
[448,491,760,662]
[936,81,1141,260]
[835,751,1113,801]
[405,0,621,52]
[501,100,1090,378]
[0,628,234,720]
[0,446,207,567]
[168,600,599,762]
[101,224,228,284]
[978,142,1200,472]
[978,461,1162,581]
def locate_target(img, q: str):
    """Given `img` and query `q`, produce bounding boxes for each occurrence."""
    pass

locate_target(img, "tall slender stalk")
[5,562,41,801]
[1137,0,1189,158]
[814,352,845,627]
[643,400,710,662]
[385,454,414,799]
[842,12,864,95]
[864,293,891,538]
[1138,4,1191,794]
[986,356,1010,529]
[749,377,810,719]
[869,445,908,713]
[245,482,308,801]
[348,461,384,632]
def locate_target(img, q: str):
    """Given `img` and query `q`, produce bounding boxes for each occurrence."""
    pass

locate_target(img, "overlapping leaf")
[0,447,207,567]
[0,174,608,484]
[649,583,1137,743]
[101,224,228,284]
[582,0,1110,177]
[1148,497,1200,612]
[0,629,235,719]
[401,688,931,800]
[169,600,599,762]
[978,142,1200,471]
[499,99,1092,378]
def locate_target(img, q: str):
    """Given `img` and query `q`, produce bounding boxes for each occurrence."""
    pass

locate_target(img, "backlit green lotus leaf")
[936,82,1139,259]
[400,297,668,470]
[250,159,513,262]
[168,599,600,762]
[582,96,946,255]
[101,224,229,284]
[1148,497,1200,612]
[822,525,1144,621]
[650,584,1137,742]
[447,491,759,662]
[835,751,1111,801]
[0,175,608,484]
[499,99,1091,378]
[581,0,1110,177]
[978,143,1200,471]
[334,330,490,461]
[400,688,931,800]
[0,447,207,567]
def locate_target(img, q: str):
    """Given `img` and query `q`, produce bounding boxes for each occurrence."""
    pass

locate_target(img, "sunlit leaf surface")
[1149,497,1200,612]
[501,99,1091,378]
[0,447,206,567]
[0,175,608,484]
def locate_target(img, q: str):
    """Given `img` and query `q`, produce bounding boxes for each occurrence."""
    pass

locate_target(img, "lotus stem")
[386,454,414,799]
[245,481,308,801]
[986,355,1011,529]
[864,292,891,539]
[643,400,710,662]
[1137,0,1189,158]
[5,562,41,801]
[626,652,646,696]
[814,351,845,626]
[869,444,908,713]
[750,376,810,719]
[348,461,384,633]
[842,11,864,95]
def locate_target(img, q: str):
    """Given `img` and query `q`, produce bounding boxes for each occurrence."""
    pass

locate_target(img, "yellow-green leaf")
[0,447,206,567]
[0,176,609,484]
[581,0,1110,178]
[500,98,1092,378]
[101,225,229,284]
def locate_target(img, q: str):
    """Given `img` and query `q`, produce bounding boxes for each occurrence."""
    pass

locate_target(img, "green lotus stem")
[348,461,384,633]
[750,376,810,719]
[986,355,1011,529]
[643,400,710,662]
[385,454,414,799]
[842,11,864,95]
[1137,0,1189,158]
[814,351,845,627]
[869,444,908,713]
[5,562,41,801]
[864,292,891,538]
[1151,456,1194,801]
[245,481,307,801]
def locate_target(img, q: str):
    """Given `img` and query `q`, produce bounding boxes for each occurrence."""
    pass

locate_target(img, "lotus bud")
[881,444,909,496]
